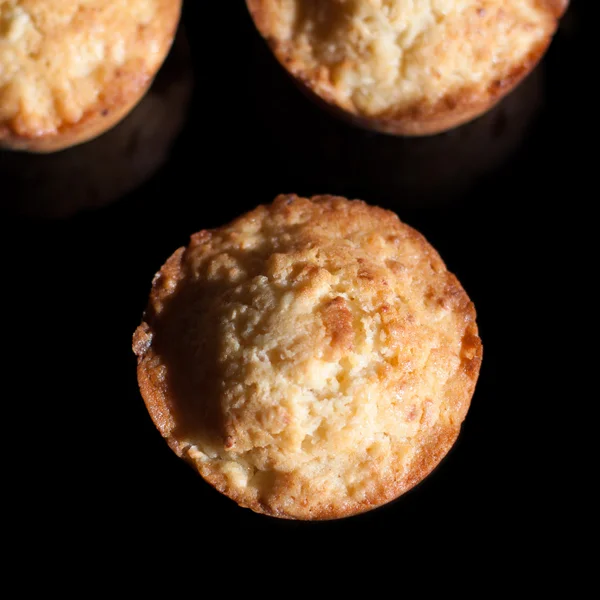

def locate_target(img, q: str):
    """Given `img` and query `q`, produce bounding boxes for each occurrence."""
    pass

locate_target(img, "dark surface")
[1,2,585,549]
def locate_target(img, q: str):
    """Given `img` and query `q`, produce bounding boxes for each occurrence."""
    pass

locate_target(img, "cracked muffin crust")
[0,0,182,152]
[246,0,568,135]
[133,195,482,520]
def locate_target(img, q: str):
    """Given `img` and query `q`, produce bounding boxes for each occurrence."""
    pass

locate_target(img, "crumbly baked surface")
[0,27,192,218]
[133,194,482,520]
[246,0,568,134]
[0,0,181,149]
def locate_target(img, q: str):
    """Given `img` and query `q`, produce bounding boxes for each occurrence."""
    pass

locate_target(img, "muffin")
[245,0,568,135]
[0,0,182,152]
[132,194,482,520]
[0,26,193,218]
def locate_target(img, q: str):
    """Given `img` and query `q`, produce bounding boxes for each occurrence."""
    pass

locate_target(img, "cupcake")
[133,194,483,520]
[0,0,182,152]
[245,0,568,135]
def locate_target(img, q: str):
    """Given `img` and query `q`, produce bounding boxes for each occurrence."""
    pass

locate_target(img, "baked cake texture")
[133,194,483,519]
[246,0,568,135]
[0,0,182,152]
[0,27,192,218]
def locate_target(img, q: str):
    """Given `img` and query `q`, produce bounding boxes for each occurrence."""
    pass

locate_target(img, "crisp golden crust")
[0,0,182,152]
[246,0,568,135]
[133,194,483,520]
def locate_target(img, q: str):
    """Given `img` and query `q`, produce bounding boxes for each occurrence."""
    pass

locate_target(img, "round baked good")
[133,194,483,520]
[245,0,568,135]
[0,27,192,218]
[0,0,182,152]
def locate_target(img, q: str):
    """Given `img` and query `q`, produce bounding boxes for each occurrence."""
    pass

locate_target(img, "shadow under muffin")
[247,31,545,208]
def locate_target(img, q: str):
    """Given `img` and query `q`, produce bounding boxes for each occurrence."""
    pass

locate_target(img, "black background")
[1,1,586,550]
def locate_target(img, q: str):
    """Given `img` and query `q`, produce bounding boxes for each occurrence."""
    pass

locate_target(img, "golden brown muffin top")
[133,194,482,520]
[0,0,181,140]
[247,0,567,127]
